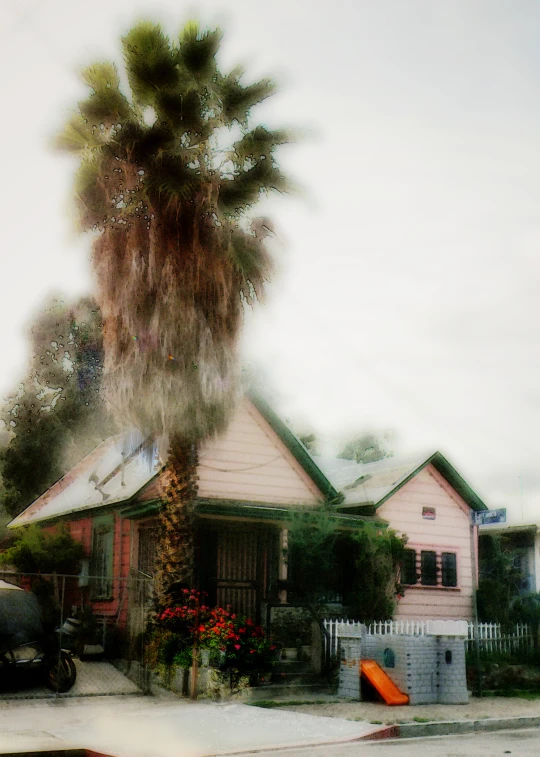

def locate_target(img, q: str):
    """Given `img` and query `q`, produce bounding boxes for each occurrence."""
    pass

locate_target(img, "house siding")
[44,514,132,628]
[138,399,322,507]
[378,465,473,621]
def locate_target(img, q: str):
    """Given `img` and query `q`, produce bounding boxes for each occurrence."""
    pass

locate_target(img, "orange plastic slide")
[360,660,409,705]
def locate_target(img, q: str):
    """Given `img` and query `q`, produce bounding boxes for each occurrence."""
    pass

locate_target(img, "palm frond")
[129,123,175,162]
[78,62,132,124]
[81,62,121,92]
[221,68,277,126]
[122,22,178,107]
[231,126,293,164]
[55,115,102,153]
[144,155,200,205]
[178,22,222,80]
[228,227,272,302]
[73,152,106,227]
[161,88,204,134]
[218,160,288,214]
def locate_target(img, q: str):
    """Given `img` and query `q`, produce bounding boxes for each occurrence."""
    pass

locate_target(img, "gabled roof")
[8,432,162,527]
[316,451,488,512]
[8,395,338,528]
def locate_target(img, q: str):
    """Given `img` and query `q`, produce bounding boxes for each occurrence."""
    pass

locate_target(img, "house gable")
[137,398,325,507]
[379,464,473,620]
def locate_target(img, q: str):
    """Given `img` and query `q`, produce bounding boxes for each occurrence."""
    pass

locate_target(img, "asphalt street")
[228,728,540,757]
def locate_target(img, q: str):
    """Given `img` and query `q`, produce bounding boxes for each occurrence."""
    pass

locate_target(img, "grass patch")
[480,689,540,700]
[412,717,431,723]
[369,720,383,725]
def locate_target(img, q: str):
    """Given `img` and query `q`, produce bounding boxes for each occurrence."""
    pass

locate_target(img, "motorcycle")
[0,579,78,693]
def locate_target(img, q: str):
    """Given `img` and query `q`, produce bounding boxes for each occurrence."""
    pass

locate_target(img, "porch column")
[279,528,288,604]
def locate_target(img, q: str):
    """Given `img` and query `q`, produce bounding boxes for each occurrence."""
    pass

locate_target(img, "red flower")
[234,644,241,650]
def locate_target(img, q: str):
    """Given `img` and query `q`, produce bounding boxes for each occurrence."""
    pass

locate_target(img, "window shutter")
[421,550,437,586]
[441,552,457,587]
[401,549,417,585]
[90,515,114,599]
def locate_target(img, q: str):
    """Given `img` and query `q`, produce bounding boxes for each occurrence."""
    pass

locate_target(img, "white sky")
[1,0,539,523]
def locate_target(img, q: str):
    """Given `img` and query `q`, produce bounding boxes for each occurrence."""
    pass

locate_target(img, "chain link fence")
[0,570,154,699]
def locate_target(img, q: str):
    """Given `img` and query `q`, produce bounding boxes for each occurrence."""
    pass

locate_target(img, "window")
[441,552,458,587]
[401,549,417,585]
[90,515,114,600]
[401,547,459,588]
[421,551,437,586]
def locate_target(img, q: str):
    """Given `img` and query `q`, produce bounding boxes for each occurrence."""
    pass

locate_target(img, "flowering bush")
[158,589,210,641]
[198,607,275,675]
[152,590,276,690]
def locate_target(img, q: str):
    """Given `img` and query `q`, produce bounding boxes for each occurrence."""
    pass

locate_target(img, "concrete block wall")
[359,633,468,705]
[364,635,438,705]
[436,636,469,704]
[338,632,362,699]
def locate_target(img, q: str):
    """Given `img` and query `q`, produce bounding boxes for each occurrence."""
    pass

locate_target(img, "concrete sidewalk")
[0,695,383,756]
[0,694,539,755]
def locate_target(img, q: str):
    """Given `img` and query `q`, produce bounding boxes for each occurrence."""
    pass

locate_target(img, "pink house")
[8,393,487,629]
[318,452,487,620]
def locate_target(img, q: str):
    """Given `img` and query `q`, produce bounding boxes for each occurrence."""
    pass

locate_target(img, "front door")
[197,524,279,623]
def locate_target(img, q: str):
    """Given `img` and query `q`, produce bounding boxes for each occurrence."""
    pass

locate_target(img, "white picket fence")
[322,618,534,660]
[467,622,532,655]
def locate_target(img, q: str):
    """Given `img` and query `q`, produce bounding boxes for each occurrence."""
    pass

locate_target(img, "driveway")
[0,659,140,699]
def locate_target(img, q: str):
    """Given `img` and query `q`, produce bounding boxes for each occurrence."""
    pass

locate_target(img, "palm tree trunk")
[154,436,199,611]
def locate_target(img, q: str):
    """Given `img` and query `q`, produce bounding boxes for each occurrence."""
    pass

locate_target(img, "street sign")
[473,508,507,526]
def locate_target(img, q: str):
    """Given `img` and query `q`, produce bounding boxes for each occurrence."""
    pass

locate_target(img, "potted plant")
[270,609,312,661]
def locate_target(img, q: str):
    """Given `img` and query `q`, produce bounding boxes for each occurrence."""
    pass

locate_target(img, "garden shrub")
[286,508,406,624]
[150,588,276,692]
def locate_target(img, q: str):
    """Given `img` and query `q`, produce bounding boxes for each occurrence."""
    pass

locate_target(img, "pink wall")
[44,513,132,628]
[379,464,474,621]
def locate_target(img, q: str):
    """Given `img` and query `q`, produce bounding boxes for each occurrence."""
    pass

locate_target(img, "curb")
[384,715,540,740]
[203,714,540,754]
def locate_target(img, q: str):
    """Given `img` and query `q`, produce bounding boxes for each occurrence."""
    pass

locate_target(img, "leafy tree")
[0,523,85,575]
[338,433,393,465]
[346,524,406,624]
[286,509,406,626]
[286,509,340,606]
[0,296,113,518]
[58,20,291,607]
[477,534,523,627]
[511,594,540,650]
[0,524,86,623]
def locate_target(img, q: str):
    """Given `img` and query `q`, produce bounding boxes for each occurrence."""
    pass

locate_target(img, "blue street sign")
[474,508,507,526]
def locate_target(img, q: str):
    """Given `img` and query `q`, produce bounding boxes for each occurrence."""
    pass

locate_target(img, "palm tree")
[58,20,290,608]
